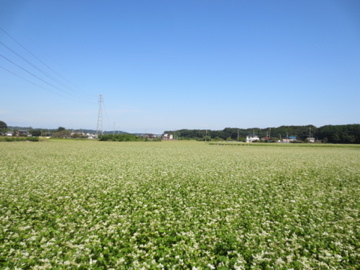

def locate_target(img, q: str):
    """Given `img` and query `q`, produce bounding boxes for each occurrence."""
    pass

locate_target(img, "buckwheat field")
[1,141,359,269]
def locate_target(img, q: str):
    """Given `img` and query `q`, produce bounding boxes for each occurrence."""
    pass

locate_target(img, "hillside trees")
[317,124,360,144]
[0,121,7,131]
[52,129,71,138]
[164,124,360,143]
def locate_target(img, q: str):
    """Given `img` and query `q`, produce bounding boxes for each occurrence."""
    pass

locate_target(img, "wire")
[0,54,93,103]
[102,95,112,130]
[0,65,80,100]
[0,28,95,103]
[0,41,76,96]
[0,27,90,97]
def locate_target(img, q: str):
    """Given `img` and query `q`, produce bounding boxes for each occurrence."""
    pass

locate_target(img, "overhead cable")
[0,54,93,103]
[0,27,87,95]
[0,28,94,103]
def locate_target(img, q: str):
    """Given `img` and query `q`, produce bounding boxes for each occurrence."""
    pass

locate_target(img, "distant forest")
[164,124,360,144]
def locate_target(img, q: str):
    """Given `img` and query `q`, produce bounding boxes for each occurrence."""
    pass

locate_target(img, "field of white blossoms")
[0,140,359,269]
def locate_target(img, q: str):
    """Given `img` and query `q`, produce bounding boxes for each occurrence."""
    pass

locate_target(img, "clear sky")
[1,0,359,134]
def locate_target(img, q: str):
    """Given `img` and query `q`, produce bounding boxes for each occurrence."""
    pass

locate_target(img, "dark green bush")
[0,136,39,142]
[98,134,142,142]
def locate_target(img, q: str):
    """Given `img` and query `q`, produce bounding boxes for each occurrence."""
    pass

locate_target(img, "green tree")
[0,120,7,131]
[29,129,42,136]
[52,129,71,138]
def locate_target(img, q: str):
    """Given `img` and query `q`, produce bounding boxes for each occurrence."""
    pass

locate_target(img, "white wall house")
[308,137,315,143]
[246,135,259,143]
[162,133,173,140]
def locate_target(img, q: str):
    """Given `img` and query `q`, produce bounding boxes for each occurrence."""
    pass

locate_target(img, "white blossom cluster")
[0,141,359,269]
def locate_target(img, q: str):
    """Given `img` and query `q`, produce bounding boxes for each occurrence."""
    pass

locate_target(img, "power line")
[1,40,76,96]
[0,54,92,103]
[0,65,68,97]
[102,95,111,124]
[0,41,93,102]
[0,27,89,96]
[0,28,94,103]
[1,53,69,95]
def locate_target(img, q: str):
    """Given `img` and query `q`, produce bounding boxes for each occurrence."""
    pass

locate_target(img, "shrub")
[0,136,39,142]
[98,134,142,142]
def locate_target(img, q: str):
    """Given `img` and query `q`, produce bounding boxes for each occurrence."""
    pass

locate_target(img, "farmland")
[1,140,359,269]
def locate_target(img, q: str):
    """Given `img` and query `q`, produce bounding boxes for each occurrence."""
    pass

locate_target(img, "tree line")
[98,134,161,142]
[2,120,359,144]
[164,124,360,144]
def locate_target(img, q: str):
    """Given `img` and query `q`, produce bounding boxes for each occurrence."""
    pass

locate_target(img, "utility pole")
[96,94,103,136]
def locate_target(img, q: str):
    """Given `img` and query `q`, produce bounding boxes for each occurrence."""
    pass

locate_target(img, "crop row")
[0,141,359,269]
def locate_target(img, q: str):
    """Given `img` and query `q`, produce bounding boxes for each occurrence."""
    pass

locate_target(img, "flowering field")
[1,141,359,269]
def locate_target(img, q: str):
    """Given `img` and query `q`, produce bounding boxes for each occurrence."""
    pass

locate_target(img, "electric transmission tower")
[96,94,103,136]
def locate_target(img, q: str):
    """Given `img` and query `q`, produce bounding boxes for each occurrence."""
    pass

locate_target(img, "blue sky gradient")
[1,0,359,133]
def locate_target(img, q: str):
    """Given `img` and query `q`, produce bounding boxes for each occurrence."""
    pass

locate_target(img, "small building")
[17,130,31,137]
[162,133,173,140]
[246,135,259,143]
[308,137,315,143]
[143,133,158,140]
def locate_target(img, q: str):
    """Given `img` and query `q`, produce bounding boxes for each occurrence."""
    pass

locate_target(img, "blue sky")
[1,0,359,134]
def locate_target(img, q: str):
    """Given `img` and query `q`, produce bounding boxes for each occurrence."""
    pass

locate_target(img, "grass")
[1,140,359,269]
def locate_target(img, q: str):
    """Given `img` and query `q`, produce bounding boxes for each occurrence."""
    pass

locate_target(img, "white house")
[308,137,315,143]
[246,135,259,143]
[162,133,173,140]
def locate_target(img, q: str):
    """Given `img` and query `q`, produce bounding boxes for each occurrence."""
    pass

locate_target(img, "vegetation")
[98,133,141,141]
[0,120,7,131]
[0,141,359,269]
[52,127,71,138]
[317,124,360,144]
[98,134,161,142]
[164,124,360,144]
[3,123,359,143]
[0,136,39,142]
[29,129,42,137]
[52,130,71,138]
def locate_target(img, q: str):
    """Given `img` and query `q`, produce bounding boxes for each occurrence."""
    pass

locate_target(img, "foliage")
[164,124,360,143]
[0,136,39,142]
[196,136,212,141]
[0,141,359,269]
[98,134,144,141]
[317,124,360,144]
[164,126,317,141]
[52,129,71,138]
[71,133,88,139]
[0,120,7,130]
[29,129,42,136]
